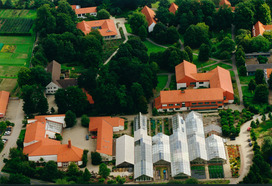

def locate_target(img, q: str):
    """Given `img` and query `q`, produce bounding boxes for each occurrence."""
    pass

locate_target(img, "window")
[169,104,174,106]
[54,87,56,89]
[224,96,226,100]
[175,108,180,110]
[198,102,203,104]
[205,102,209,104]
[199,82,204,84]
[218,101,222,104]
[211,102,216,104]
[63,162,68,167]
[169,108,173,110]
[175,104,180,106]
[192,103,196,105]
[190,82,196,85]
[163,109,167,112]
[162,104,167,107]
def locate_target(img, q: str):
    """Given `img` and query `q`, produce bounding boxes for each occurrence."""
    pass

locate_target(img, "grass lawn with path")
[255,120,272,138]
[239,75,254,84]
[156,75,168,92]
[201,63,232,72]
[143,40,166,55]
[193,55,217,69]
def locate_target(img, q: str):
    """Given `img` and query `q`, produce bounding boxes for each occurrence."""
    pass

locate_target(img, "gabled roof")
[82,88,94,104]
[252,21,272,37]
[89,116,124,156]
[75,7,97,15]
[141,5,156,26]
[0,91,9,117]
[77,19,117,36]
[116,135,134,167]
[56,79,77,89]
[47,60,61,83]
[246,63,272,72]
[175,61,197,83]
[209,67,234,94]
[206,134,226,161]
[24,122,46,144]
[219,0,231,6]
[169,2,178,14]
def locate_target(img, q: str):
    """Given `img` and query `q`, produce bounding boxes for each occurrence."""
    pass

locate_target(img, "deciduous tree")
[254,84,269,103]
[65,110,77,128]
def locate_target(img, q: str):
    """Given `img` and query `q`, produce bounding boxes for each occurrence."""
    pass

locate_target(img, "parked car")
[91,136,97,139]
[248,139,251,142]
[247,127,252,131]
[4,131,11,136]
[86,135,89,140]
[249,142,253,147]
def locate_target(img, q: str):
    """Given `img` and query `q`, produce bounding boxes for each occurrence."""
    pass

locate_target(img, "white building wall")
[29,155,58,162]
[45,130,57,139]
[77,12,97,19]
[177,83,186,90]
[24,140,38,147]
[148,23,156,32]
[195,82,210,88]
[46,82,60,94]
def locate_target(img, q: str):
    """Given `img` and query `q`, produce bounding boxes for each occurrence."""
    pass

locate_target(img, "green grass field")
[125,23,132,34]
[0,9,36,19]
[201,63,233,72]
[239,75,254,84]
[193,55,217,68]
[255,120,272,138]
[143,40,166,55]
[156,75,168,92]
[229,70,235,78]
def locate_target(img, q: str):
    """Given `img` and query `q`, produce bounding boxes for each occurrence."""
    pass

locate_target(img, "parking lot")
[62,119,97,171]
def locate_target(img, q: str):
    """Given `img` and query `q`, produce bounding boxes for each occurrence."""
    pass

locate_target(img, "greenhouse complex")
[115,111,227,181]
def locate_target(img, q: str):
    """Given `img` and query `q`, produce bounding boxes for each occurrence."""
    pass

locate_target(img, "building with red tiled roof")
[216,0,235,11]
[82,88,94,104]
[169,2,178,14]
[252,21,272,37]
[0,91,9,118]
[77,19,118,39]
[141,6,156,32]
[154,61,234,112]
[23,115,83,167]
[69,5,97,18]
[89,117,124,157]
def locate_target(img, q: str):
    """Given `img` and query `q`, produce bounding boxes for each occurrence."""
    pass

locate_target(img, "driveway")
[62,119,97,171]
[0,99,24,171]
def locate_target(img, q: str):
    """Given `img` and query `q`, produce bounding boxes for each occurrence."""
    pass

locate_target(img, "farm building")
[0,91,9,118]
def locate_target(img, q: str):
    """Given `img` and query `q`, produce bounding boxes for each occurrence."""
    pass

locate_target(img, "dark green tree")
[166,26,179,44]
[268,74,272,90]
[234,2,254,30]
[248,79,256,91]
[198,43,210,61]
[185,46,193,62]
[91,152,102,165]
[250,36,270,52]
[82,168,91,182]
[97,9,110,19]
[65,110,77,128]
[4,0,13,8]
[41,161,60,181]
[184,22,209,48]
[254,84,269,103]
[128,12,148,35]
[8,174,30,184]
[138,25,147,41]
[261,136,272,163]
[99,163,110,179]
[238,66,247,76]
[255,69,265,85]
[81,115,90,128]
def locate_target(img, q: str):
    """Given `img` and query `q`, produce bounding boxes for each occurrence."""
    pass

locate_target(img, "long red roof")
[77,19,117,36]
[141,5,156,26]
[0,91,9,117]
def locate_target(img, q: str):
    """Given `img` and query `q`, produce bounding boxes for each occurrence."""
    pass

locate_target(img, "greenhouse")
[152,133,171,165]
[206,134,227,162]
[134,112,148,131]
[204,124,222,136]
[116,135,134,168]
[170,114,191,177]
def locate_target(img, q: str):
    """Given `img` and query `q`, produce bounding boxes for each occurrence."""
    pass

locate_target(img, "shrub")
[81,115,90,128]
[91,152,102,165]
[55,133,62,141]
[80,149,89,168]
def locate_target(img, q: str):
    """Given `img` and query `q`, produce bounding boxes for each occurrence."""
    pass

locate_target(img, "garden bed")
[208,165,224,178]
[227,145,240,178]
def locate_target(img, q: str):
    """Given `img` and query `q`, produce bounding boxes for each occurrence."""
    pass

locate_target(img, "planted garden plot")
[0,18,33,33]
[1,45,16,53]
[191,166,206,179]
[208,165,224,178]
[227,145,240,178]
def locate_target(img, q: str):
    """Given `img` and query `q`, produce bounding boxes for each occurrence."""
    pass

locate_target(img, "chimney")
[68,139,71,148]
[46,134,49,139]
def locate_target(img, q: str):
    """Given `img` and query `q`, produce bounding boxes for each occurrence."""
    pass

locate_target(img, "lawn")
[239,75,254,85]
[156,75,168,92]
[102,37,125,62]
[143,40,166,55]
[255,120,272,138]
[19,129,26,141]
[229,70,235,78]
[241,86,253,97]
[124,23,132,34]
[201,63,233,72]
[193,55,217,68]
[208,165,224,178]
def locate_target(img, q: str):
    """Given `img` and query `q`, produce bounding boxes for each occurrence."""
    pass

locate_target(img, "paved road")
[0,99,24,171]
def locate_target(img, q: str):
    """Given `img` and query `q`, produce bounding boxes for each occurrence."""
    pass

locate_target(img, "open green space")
[201,63,232,72]
[156,75,168,92]
[241,86,253,97]
[125,23,132,34]
[143,40,166,55]
[208,165,224,178]
[255,120,272,138]
[229,70,235,78]
[193,55,217,68]
[239,75,254,85]
[19,129,26,141]
[0,18,33,33]
[0,9,36,19]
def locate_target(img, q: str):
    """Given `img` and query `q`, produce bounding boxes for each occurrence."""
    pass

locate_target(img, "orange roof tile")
[141,6,156,26]
[267,68,272,79]
[219,0,231,7]
[0,91,9,117]
[157,88,224,104]
[71,5,77,10]
[175,60,197,83]
[75,7,97,15]
[24,122,46,144]
[252,21,265,37]
[209,67,234,94]
[169,2,178,14]
[191,73,214,81]
[77,19,117,37]
[57,143,83,162]
[89,116,124,156]
[82,88,94,104]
